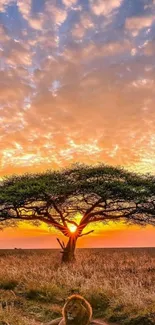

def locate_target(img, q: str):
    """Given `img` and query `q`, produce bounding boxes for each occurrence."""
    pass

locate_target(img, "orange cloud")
[0,0,155,178]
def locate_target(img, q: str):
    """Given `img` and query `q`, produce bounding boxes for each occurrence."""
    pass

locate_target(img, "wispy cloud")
[90,0,123,16]
[125,15,155,36]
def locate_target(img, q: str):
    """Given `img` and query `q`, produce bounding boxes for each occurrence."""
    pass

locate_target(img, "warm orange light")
[68,224,77,233]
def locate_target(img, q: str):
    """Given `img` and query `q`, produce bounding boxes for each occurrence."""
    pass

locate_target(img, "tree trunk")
[61,235,77,263]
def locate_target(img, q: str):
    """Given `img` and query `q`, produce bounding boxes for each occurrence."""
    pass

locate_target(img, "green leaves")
[0,163,155,227]
[0,164,152,205]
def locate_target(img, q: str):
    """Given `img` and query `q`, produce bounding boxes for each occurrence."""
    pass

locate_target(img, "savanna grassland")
[0,248,154,325]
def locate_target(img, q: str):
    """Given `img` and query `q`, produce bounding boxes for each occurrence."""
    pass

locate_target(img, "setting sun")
[68,224,77,233]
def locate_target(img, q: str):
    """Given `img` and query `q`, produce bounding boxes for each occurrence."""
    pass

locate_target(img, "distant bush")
[0,280,18,290]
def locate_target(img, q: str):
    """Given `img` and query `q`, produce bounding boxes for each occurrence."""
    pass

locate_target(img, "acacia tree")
[0,164,155,262]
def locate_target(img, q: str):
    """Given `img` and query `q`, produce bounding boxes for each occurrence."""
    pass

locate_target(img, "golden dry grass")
[0,248,154,325]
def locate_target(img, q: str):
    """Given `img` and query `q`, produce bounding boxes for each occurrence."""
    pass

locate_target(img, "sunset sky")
[0,0,155,248]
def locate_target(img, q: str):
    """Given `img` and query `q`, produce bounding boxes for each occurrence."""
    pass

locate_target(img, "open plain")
[0,248,154,325]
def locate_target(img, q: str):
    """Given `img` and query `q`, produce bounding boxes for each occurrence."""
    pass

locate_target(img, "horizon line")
[0,246,155,250]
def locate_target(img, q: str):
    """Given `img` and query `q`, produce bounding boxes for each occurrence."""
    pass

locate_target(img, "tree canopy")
[0,164,155,261]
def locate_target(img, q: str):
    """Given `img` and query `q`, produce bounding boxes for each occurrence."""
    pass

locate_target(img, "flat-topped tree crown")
[0,164,155,262]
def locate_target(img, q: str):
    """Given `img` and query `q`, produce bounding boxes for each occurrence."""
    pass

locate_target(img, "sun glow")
[68,224,77,233]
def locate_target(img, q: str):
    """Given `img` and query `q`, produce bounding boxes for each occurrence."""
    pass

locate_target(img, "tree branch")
[57,238,65,249]
[65,219,79,227]
[79,230,94,237]
[88,206,137,218]
[47,198,67,227]
[21,215,69,236]
[87,216,123,223]
[78,209,139,229]
[80,198,103,226]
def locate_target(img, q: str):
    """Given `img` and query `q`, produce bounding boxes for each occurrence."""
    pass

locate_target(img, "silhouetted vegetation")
[0,164,155,262]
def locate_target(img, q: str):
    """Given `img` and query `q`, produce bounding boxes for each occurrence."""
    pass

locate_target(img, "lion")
[43,294,92,325]
[43,294,105,325]
[60,294,92,325]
